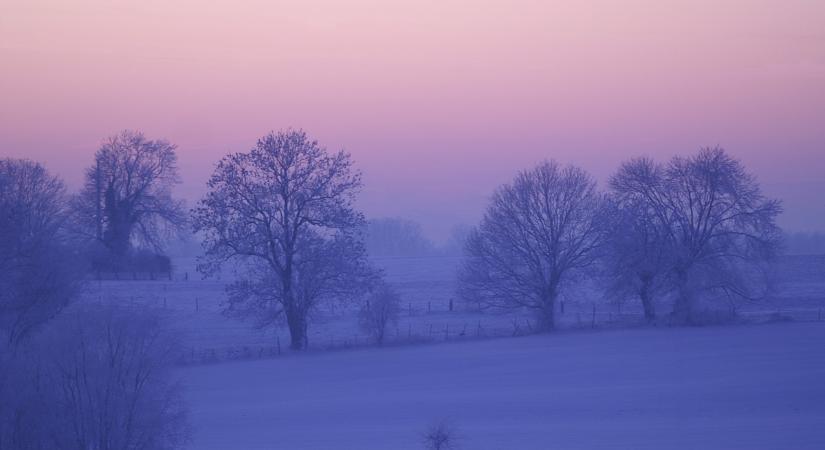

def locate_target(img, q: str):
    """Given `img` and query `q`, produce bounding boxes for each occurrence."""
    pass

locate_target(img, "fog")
[2,1,825,449]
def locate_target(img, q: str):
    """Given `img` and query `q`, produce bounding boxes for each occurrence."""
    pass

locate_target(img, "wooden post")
[195,297,199,312]
[277,336,281,356]
[428,301,431,313]
[591,304,596,328]
[408,302,412,316]
[449,298,453,312]
[445,324,449,340]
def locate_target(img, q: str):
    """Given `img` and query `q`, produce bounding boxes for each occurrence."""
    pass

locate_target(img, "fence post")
[591,304,596,329]
[445,324,449,340]
[195,297,199,312]
[449,298,453,312]
[428,301,431,313]
[409,302,412,316]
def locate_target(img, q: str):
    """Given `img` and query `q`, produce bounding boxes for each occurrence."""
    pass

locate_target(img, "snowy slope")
[180,322,825,449]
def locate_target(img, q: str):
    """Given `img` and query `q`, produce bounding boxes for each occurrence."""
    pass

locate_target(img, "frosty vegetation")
[0,157,188,449]
[459,147,782,329]
[0,128,789,449]
[459,161,608,331]
[358,283,402,346]
[74,130,186,273]
[192,130,378,350]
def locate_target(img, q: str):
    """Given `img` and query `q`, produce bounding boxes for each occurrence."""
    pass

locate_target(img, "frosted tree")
[76,130,185,257]
[365,217,436,257]
[603,158,674,321]
[613,148,782,323]
[193,129,376,350]
[0,159,83,347]
[1,305,189,449]
[358,283,401,346]
[459,161,607,331]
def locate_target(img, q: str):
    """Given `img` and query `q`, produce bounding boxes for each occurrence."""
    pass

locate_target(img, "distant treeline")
[784,231,825,255]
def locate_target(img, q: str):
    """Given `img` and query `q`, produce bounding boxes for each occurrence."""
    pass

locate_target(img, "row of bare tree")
[2,129,783,356]
[0,158,188,449]
[459,149,782,330]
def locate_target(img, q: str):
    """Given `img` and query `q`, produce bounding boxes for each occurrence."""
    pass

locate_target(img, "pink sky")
[2,0,824,240]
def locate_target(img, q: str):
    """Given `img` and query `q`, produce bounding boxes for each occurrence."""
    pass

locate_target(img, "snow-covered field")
[180,322,825,449]
[81,255,825,361]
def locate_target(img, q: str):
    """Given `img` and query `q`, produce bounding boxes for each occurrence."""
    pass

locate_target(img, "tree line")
[460,150,782,330]
[2,130,783,352]
[0,128,786,447]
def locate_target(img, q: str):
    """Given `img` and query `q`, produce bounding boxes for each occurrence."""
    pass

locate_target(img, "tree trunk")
[639,276,656,322]
[536,289,557,332]
[672,268,696,324]
[285,307,306,350]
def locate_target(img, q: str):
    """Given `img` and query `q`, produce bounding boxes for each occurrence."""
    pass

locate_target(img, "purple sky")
[2,0,824,241]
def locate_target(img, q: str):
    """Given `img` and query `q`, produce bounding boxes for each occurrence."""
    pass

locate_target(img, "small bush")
[358,283,401,345]
[422,419,459,450]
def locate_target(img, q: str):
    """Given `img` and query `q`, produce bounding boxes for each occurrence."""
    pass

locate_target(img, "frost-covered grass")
[78,255,825,360]
[179,322,825,449]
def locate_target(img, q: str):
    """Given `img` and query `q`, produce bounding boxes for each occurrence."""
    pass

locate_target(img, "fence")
[171,302,825,365]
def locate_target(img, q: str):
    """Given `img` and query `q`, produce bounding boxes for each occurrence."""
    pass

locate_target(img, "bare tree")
[458,161,607,331]
[1,305,189,450]
[0,159,84,347]
[611,148,782,323]
[193,129,376,350]
[76,130,185,257]
[365,217,436,257]
[604,158,674,321]
[358,283,401,346]
[422,420,459,450]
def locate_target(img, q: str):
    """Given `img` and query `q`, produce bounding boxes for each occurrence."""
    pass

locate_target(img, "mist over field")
[2,1,825,449]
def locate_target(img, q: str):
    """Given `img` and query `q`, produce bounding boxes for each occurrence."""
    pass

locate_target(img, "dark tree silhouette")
[0,159,83,347]
[76,130,185,257]
[459,161,608,331]
[193,129,376,350]
[611,148,782,323]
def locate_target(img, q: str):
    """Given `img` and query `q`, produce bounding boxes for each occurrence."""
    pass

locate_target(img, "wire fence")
[84,267,825,366]
[171,303,825,365]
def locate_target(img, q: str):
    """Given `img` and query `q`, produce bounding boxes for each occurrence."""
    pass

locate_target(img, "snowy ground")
[179,322,825,449]
[81,255,825,361]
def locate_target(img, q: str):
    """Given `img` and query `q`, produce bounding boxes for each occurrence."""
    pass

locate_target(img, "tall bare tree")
[604,158,674,321]
[76,130,185,257]
[611,148,782,323]
[0,159,83,347]
[193,129,376,350]
[459,161,607,331]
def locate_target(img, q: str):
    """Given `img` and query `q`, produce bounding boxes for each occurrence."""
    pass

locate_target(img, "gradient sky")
[2,0,824,241]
